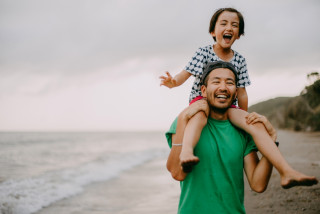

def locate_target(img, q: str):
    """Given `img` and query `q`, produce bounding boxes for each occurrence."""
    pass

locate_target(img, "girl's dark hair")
[209,8,245,41]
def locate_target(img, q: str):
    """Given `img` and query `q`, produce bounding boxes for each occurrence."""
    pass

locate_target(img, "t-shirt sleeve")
[237,58,251,88]
[244,133,258,157]
[165,117,178,148]
[184,47,206,77]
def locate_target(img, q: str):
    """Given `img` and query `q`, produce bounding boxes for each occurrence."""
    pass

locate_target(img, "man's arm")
[244,151,273,193]
[243,113,276,192]
[166,114,188,181]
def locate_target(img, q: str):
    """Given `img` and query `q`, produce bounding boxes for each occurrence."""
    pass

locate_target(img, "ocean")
[0,131,168,214]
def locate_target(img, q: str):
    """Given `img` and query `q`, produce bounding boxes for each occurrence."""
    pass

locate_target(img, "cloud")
[0,0,319,130]
[1,0,319,77]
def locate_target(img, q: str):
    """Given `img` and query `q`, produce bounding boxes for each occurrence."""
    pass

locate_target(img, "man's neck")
[209,108,228,121]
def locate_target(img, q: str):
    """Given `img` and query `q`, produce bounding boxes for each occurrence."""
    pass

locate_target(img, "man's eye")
[227,81,234,85]
[232,24,238,28]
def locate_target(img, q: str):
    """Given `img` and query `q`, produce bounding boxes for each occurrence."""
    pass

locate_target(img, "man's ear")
[201,85,207,98]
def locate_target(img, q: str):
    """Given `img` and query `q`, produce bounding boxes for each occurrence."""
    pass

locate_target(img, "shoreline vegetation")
[249,72,320,132]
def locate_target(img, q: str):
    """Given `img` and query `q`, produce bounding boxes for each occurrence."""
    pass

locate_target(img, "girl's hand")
[246,112,277,142]
[159,71,177,88]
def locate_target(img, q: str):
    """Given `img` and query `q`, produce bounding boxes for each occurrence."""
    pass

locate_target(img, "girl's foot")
[180,151,200,173]
[281,170,318,189]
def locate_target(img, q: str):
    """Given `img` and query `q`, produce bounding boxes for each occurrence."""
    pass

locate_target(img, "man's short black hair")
[201,61,238,86]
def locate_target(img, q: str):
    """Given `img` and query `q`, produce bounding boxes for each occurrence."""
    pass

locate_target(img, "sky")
[0,0,319,131]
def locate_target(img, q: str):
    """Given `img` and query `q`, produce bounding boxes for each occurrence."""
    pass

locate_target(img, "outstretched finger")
[159,75,168,80]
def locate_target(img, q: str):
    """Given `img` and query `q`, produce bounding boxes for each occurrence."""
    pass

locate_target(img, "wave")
[0,149,166,214]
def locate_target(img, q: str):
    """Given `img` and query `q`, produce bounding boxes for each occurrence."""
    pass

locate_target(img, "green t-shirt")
[166,117,257,214]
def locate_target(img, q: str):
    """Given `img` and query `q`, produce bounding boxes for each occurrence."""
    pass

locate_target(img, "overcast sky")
[1,0,319,131]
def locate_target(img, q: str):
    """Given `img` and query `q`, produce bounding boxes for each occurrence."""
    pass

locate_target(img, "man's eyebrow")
[226,77,235,82]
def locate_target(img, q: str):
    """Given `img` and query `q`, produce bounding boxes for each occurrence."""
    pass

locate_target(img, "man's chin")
[207,97,235,113]
[210,105,229,114]
[208,100,231,111]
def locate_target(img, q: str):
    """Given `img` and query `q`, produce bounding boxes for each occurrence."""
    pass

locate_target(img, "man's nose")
[218,82,227,91]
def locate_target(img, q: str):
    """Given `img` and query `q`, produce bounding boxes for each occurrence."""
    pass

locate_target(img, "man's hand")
[245,112,277,142]
[159,71,177,88]
[185,99,209,119]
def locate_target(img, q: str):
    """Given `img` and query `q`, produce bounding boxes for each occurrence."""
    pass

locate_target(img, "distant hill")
[248,76,320,131]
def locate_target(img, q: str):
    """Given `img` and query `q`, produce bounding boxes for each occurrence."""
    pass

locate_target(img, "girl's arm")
[237,87,248,111]
[160,70,191,88]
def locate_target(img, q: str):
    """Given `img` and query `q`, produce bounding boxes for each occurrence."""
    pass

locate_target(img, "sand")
[244,130,320,214]
[36,130,320,214]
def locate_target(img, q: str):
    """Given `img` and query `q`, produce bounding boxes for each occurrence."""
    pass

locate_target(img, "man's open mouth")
[216,94,229,99]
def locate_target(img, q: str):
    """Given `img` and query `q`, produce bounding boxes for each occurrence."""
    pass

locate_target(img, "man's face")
[201,68,237,111]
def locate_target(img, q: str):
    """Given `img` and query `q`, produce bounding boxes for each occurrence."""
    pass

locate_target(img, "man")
[166,61,274,213]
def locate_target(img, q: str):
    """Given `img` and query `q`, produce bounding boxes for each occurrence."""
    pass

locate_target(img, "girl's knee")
[190,111,207,127]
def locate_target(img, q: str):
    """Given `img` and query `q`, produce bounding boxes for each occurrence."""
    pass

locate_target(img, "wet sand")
[244,130,320,214]
[36,130,320,214]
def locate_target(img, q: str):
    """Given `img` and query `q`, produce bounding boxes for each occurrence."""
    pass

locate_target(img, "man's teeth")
[217,95,227,98]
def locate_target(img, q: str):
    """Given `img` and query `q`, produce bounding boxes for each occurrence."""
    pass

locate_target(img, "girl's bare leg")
[228,108,318,189]
[179,111,207,172]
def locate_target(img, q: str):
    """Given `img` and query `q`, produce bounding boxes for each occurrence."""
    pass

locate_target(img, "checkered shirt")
[185,45,251,103]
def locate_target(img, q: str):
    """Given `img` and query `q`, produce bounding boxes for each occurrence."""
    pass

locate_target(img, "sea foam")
[0,149,165,214]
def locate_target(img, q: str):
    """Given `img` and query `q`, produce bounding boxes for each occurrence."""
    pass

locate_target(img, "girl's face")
[211,11,240,49]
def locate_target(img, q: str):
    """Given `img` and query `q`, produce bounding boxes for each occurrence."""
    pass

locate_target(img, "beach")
[35,158,179,214]
[1,130,319,214]
[34,130,320,214]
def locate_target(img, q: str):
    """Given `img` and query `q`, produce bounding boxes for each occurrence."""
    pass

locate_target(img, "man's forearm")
[166,114,188,181]
[250,156,273,193]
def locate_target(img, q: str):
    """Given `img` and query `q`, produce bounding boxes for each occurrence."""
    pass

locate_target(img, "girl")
[160,7,318,188]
